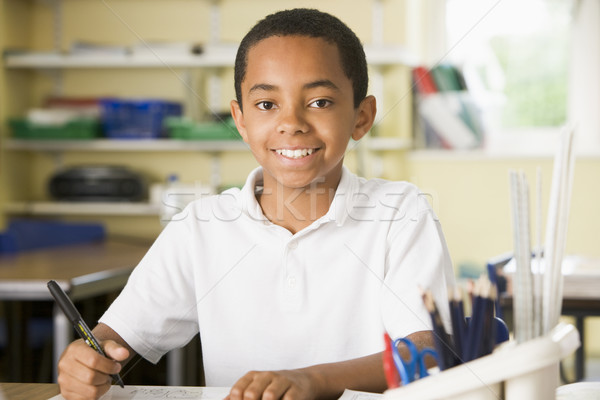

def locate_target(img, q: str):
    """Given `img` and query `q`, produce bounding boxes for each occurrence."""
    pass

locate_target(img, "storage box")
[0,219,105,254]
[9,118,101,140]
[383,323,580,400]
[100,98,182,139]
[164,116,240,140]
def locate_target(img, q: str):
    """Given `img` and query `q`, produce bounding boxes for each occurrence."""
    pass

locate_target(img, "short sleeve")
[381,191,455,339]
[99,218,200,363]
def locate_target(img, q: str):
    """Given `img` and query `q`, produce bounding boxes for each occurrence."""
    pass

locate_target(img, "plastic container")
[556,382,600,400]
[164,116,240,140]
[149,174,213,226]
[383,323,580,400]
[100,98,182,139]
[0,219,105,254]
[9,118,101,140]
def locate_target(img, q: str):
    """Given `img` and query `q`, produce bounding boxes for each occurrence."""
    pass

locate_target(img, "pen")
[47,280,125,388]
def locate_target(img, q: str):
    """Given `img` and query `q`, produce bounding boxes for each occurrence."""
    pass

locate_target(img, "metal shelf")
[3,138,250,152]
[4,201,160,216]
[4,44,415,69]
[4,137,409,153]
[4,47,238,69]
[366,136,411,151]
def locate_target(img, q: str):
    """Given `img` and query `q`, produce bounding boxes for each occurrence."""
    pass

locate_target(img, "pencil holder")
[383,323,580,400]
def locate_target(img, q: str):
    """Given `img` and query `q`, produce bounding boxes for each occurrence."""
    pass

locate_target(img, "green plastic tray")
[9,118,101,140]
[165,117,241,140]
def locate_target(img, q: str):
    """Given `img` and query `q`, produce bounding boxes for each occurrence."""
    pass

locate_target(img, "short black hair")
[234,8,368,110]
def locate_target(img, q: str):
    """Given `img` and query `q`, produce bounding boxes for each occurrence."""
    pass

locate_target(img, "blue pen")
[47,280,125,388]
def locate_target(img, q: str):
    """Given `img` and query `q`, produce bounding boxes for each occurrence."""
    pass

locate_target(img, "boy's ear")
[230,100,248,142]
[351,95,377,141]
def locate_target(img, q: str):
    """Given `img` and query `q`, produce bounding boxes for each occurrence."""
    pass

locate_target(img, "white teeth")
[276,148,314,159]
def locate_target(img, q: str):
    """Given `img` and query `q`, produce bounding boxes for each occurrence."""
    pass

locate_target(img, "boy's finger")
[240,373,279,400]
[59,372,111,400]
[263,379,292,400]
[68,359,114,386]
[74,344,122,375]
[102,340,130,362]
[229,373,258,400]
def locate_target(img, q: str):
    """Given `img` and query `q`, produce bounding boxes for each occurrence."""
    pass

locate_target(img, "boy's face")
[231,35,375,192]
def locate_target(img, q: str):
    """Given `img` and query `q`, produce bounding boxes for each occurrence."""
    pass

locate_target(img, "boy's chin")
[272,171,342,191]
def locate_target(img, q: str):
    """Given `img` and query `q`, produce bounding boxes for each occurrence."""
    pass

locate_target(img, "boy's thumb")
[103,340,130,362]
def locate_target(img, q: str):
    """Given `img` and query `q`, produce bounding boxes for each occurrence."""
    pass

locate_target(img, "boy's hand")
[227,369,318,400]
[57,338,129,400]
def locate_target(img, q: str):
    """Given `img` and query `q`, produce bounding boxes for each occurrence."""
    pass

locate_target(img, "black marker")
[47,280,125,388]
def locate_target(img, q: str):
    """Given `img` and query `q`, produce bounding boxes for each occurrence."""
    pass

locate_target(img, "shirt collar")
[238,166,359,227]
[240,167,268,222]
[324,166,358,227]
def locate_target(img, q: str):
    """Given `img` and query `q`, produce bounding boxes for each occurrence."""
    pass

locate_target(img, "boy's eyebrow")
[248,83,277,94]
[247,80,340,95]
[303,79,340,91]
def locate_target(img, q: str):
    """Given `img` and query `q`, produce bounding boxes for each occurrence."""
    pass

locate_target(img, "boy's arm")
[228,330,434,400]
[57,323,136,400]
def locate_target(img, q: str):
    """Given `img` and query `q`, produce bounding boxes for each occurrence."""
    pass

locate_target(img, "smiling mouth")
[275,148,316,159]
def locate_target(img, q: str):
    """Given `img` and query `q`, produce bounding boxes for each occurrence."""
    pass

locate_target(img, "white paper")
[48,386,383,400]
[49,386,231,400]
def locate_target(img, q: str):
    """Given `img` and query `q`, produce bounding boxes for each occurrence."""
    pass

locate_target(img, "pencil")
[449,287,466,363]
[424,291,455,370]
[464,278,486,362]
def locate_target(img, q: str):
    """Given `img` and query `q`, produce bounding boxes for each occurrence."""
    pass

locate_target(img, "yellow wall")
[406,152,600,355]
[1,0,596,266]
[405,153,600,266]
[0,0,413,239]
[2,0,596,267]
[1,0,599,361]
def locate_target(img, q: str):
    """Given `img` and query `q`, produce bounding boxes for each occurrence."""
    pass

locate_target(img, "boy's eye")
[257,101,276,110]
[309,99,331,108]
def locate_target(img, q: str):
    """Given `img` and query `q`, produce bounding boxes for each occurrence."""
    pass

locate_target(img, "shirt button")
[288,240,298,249]
[287,276,296,288]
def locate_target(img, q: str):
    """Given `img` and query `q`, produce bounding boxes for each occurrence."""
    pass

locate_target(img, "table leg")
[6,302,23,382]
[167,348,184,386]
[575,315,585,381]
[52,303,72,382]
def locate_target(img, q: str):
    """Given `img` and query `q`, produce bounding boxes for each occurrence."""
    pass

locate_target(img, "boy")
[57,8,454,400]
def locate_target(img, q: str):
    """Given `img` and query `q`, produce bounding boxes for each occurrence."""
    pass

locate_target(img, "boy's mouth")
[274,148,317,159]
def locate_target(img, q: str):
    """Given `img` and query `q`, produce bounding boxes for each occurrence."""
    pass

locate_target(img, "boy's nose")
[277,106,309,135]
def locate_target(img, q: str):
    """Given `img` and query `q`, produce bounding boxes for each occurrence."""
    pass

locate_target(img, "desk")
[0,240,150,381]
[0,382,59,400]
[500,294,600,382]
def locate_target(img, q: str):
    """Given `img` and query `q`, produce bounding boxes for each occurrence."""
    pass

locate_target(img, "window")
[444,0,574,152]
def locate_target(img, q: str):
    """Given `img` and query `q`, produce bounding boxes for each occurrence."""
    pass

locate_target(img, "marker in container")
[47,280,125,388]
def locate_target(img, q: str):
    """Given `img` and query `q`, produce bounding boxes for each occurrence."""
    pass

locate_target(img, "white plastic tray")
[383,323,580,400]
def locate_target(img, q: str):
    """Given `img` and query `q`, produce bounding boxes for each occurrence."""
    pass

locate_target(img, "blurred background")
[0,0,598,387]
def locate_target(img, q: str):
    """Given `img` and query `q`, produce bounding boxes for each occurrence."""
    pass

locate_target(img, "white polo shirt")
[100,166,454,386]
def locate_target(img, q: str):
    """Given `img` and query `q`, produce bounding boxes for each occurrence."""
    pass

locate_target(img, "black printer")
[48,165,147,201]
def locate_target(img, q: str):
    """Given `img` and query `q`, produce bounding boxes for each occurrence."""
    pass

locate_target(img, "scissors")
[390,336,440,385]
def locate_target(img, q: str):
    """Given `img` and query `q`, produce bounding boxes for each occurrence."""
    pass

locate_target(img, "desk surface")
[0,384,381,400]
[0,382,59,400]
[500,293,600,315]
[0,240,151,300]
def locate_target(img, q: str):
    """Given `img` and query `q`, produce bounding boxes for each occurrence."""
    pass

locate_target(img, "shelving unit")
[1,0,414,224]
[2,135,410,217]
